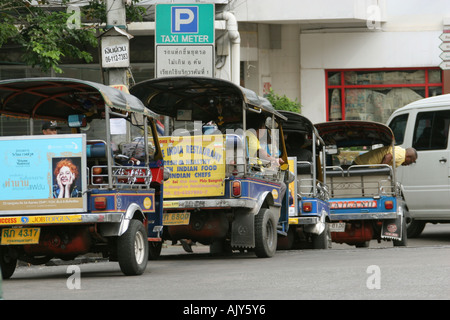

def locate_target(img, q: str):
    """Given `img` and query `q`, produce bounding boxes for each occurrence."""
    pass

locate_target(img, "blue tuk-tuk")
[131,76,290,257]
[0,78,165,278]
[277,111,330,249]
[315,120,408,247]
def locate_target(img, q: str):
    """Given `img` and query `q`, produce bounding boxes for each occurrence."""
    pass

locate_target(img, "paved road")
[2,223,450,300]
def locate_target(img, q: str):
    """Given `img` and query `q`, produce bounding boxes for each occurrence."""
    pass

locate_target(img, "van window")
[413,110,450,150]
[389,114,408,145]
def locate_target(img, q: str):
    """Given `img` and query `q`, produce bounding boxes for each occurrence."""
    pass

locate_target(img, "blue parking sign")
[172,6,198,33]
[156,4,214,44]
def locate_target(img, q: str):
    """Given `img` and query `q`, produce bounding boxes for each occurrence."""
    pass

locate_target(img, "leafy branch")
[0,0,146,74]
[265,88,301,113]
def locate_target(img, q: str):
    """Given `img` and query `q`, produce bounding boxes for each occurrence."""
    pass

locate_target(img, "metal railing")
[91,165,152,189]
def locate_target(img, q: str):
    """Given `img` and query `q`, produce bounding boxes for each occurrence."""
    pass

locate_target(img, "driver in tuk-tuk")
[246,114,286,200]
[353,146,417,168]
[42,121,61,135]
[246,114,284,168]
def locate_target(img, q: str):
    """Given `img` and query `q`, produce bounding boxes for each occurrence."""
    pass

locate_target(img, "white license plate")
[329,222,346,232]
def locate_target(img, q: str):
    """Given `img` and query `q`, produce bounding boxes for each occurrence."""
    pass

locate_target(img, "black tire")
[117,219,148,276]
[406,219,426,238]
[0,247,17,279]
[254,208,277,258]
[148,241,162,260]
[210,239,233,255]
[277,227,295,250]
[312,223,332,249]
[355,241,370,248]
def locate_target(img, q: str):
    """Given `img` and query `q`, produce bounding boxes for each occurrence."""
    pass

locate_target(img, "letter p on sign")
[172,6,198,33]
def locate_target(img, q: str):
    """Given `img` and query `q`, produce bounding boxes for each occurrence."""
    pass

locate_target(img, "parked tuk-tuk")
[0,78,165,278]
[315,120,408,247]
[131,76,290,257]
[277,111,330,250]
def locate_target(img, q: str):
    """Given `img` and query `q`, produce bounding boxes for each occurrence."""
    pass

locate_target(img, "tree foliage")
[265,88,301,113]
[0,0,145,73]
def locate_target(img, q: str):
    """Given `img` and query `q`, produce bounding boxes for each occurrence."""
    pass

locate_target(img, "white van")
[387,94,450,237]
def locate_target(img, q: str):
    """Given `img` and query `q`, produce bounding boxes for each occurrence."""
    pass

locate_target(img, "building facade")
[232,0,449,123]
[0,0,449,130]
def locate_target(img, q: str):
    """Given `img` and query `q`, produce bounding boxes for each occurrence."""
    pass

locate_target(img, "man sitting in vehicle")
[42,121,60,135]
[246,114,284,168]
[246,114,286,200]
[354,146,417,167]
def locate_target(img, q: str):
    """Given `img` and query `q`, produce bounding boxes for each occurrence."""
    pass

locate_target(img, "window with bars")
[326,68,443,123]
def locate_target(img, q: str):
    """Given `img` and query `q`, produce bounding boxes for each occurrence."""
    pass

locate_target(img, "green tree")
[265,88,301,113]
[0,0,145,74]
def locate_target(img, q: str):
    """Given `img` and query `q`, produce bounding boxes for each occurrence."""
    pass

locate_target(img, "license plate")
[329,222,346,232]
[1,227,41,245]
[163,212,190,226]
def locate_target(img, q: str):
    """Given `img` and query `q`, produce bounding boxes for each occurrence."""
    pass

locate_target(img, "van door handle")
[439,157,447,164]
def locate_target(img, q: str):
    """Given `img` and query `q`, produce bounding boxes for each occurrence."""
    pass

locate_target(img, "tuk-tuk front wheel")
[254,208,277,258]
[117,219,149,276]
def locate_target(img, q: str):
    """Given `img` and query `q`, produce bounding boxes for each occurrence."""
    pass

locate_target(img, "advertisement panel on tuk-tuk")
[0,134,87,214]
[159,134,225,198]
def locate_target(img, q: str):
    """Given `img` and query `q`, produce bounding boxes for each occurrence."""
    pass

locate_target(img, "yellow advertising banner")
[159,135,225,198]
[288,158,298,217]
[0,214,82,226]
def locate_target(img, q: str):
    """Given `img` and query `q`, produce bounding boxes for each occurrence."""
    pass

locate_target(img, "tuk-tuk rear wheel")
[312,223,332,249]
[0,246,17,279]
[254,208,277,258]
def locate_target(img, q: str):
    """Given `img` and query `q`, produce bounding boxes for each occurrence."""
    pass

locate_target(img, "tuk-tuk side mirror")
[325,145,338,155]
[265,117,279,129]
[68,114,87,128]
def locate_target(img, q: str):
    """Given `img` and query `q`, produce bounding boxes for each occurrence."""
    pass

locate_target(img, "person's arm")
[258,147,284,166]
[381,153,393,165]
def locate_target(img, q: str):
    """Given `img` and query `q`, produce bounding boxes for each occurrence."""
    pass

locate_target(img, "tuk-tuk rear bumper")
[328,212,398,221]
[163,198,258,210]
[289,216,320,225]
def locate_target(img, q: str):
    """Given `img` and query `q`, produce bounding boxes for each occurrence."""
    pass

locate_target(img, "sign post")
[155,4,215,78]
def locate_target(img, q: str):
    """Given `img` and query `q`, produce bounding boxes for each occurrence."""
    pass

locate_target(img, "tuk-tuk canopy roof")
[279,110,324,145]
[315,120,394,148]
[130,76,287,122]
[279,110,315,134]
[0,77,158,121]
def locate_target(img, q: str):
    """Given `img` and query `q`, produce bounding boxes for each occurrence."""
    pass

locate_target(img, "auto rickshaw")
[0,77,165,278]
[131,76,290,257]
[315,120,408,247]
[277,111,330,249]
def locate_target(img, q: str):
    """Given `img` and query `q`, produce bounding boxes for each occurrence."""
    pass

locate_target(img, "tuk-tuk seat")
[326,165,393,198]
